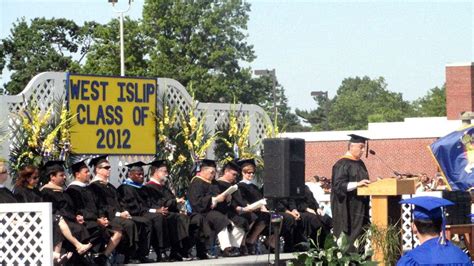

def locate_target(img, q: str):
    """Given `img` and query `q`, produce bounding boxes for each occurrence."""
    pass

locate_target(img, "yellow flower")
[177,154,186,165]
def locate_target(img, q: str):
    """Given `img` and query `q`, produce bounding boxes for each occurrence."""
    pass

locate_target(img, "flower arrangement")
[9,96,74,181]
[154,91,219,194]
[214,106,262,167]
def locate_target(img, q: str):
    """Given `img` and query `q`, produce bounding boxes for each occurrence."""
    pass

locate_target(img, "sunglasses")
[100,165,112,170]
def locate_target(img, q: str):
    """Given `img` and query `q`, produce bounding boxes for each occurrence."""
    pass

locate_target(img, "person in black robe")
[116,161,159,263]
[86,155,140,264]
[330,134,371,253]
[187,159,235,259]
[65,158,122,264]
[0,162,16,203]
[237,159,274,254]
[39,160,94,264]
[294,185,332,248]
[215,161,250,256]
[143,159,192,261]
[13,165,42,203]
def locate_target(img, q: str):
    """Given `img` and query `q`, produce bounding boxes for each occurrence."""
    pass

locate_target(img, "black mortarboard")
[224,160,241,172]
[237,158,256,168]
[147,158,167,168]
[193,159,216,173]
[42,160,65,170]
[70,158,89,174]
[348,134,369,158]
[40,160,65,185]
[88,155,109,168]
[125,161,146,171]
[400,196,454,245]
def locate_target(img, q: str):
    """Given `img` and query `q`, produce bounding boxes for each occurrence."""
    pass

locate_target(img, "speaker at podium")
[263,138,305,198]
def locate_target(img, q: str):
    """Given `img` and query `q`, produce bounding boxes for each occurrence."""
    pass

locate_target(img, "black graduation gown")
[330,157,370,250]
[215,180,255,231]
[237,182,271,224]
[13,186,42,203]
[143,182,189,245]
[188,176,229,233]
[0,187,17,203]
[117,183,161,254]
[65,183,114,251]
[40,185,90,247]
[88,180,138,253]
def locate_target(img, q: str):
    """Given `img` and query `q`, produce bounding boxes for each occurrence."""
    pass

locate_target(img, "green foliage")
[1,1,303,133]
[1,18,95,94]
[290,231,375,266]
[411,85,446,117]
[363,223,402,266]
[80,17,148,77]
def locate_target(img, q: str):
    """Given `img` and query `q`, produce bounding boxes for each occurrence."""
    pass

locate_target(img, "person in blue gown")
[397,196,471,266]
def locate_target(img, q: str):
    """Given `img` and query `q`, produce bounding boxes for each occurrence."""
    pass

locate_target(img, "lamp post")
[255,69,278,119]
[311,90,329,130]
[109,0,132,77]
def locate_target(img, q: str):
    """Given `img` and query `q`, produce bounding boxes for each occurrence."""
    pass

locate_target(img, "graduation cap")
[224,160,241,172]
[193,159,216,173]
[125,161,146,172]
[70,158,89,175]
[237,158,256,168]
[88,155,109,168]
[400,196,454,244]
[348,134,369,158]
[39,160,65,185]
[147,158,167,168]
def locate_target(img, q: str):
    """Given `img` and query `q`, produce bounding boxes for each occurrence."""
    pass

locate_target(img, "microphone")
[369,149,401,177]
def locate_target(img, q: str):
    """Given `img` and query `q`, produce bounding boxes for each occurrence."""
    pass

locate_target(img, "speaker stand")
[270,199,283,266]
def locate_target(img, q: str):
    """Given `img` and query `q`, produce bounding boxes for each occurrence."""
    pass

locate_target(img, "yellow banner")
[67,74,156,155]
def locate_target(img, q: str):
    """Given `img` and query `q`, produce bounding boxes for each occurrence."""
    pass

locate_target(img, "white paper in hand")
[222,184,238,196]
[246,199,267,211]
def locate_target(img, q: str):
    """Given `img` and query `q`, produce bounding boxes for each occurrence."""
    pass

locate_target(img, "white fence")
[0,72,271,187]
[0,203,53,265]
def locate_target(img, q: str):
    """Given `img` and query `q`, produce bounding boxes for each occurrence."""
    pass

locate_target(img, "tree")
[411,85,446,117]
[141,0,255,102]
[297,76,412,131]
[328,76,412,130]
[80,17,149,77]
[0,18,95,94]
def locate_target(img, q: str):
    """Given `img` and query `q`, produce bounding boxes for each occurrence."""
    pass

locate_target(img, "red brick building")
[284,62,474,181]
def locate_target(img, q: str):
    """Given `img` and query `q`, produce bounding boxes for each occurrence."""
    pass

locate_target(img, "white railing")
[0,202,53,265]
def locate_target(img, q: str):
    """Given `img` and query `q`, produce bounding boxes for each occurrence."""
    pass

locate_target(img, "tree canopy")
[296,76,445,131]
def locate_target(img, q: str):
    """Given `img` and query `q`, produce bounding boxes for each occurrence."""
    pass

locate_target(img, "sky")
[1,0,473,111]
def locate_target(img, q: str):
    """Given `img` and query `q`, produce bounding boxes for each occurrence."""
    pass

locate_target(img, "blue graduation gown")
[397,237,471,265]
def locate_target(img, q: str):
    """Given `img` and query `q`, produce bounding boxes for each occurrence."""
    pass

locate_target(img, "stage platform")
[126,253,296,265]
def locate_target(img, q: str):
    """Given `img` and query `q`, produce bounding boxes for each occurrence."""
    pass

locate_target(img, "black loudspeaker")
[263,138,305,198]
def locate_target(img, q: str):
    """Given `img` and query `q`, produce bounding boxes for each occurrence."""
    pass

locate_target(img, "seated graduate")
[0,161,16,203]
[236,159,276,254]
[86,155,139,264]
[397,196,471,266]
[13,165,42,203]
[143,158,192,261]
[116,161,161,263]
[294,184,333,248]
[187,159,236,259]
[65,158,122,264]
[39,160,93,263]
[214,160,248,256]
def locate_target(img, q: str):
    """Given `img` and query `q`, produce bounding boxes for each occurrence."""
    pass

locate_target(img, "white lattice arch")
[0,72,271,186]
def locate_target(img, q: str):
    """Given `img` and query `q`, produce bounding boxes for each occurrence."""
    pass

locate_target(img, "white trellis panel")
[0,73,271,187]
[0,202,53,265]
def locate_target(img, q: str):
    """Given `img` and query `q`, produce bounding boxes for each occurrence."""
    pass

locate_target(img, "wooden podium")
[358,178,416,265]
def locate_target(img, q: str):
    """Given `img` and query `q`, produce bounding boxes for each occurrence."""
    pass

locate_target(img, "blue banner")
[429,125,474,191]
